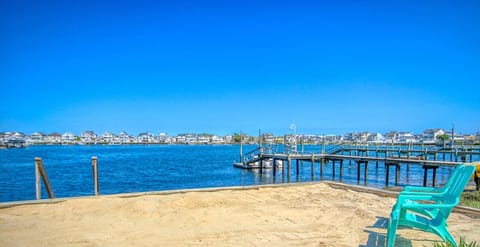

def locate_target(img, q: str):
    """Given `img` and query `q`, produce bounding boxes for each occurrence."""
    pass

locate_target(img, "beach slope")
[1,183,479,247]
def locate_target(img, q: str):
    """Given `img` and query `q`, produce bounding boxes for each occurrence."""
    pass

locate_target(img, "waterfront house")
[224,135,233,143]
[284,134,296,144]
[397,132,416,143]
[119,131,135,144]
[197,135,210,144]
[383,131,398,144]
[367,133,386,144]
[422,128,446,144]
[211,135,225,144]
[185,134,197,144]
[343,133,354,142]
[62,132,76,144]
[157,132,169,144]
[30,132,47,144]
[46,133,62,144]
[100,132,115,144]
[176,135,187,144]
[325,135,342,143]
[81,131,97,144]
[138,132,154,143]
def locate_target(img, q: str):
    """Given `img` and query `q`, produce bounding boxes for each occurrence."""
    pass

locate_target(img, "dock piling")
[34,157,55,199]
[92,156,99,196]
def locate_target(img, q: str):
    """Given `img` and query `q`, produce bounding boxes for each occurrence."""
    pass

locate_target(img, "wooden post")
[349,150,352,166]
[339,160,343,178]
[332,160,336,179]
[311,154,314,178]
[301,137,304,154]
[34,157,54,199]
[320,158,324,177]
[273,157,276,177]
[385,163,390,186]
[259,156,263,174]
[357,161,361,181]
[364,162,368,181]
[35,159,41,200]
[296,159,299,175]
[395,164,400,184]
[239,137,243,163]
[92,156,99,196]
[287,155,291,182]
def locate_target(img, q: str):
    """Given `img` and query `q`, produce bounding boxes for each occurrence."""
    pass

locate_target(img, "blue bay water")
[0,144,465,203]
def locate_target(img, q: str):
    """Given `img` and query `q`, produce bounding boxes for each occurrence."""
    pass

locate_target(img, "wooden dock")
[234,143,480,188]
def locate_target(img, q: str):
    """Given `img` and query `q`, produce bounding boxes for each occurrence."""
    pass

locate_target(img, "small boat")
[233,156,283,169]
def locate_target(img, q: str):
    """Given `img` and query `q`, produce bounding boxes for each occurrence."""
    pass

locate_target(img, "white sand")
[1,183,479,247]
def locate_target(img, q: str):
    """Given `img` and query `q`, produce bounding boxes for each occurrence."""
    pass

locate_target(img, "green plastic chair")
[387,164,475,247]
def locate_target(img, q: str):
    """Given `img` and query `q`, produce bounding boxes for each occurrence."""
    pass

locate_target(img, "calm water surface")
[0,144,465,202]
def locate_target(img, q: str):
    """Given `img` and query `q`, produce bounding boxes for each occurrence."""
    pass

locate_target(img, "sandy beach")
[1,182,479,247]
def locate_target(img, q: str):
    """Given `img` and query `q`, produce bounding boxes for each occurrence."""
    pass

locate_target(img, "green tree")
[437,134,450,141]
[233,133,246,143]
[437,134,450,146]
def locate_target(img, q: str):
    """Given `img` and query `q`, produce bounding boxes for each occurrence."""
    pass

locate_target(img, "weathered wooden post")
[287,155,291,182]
[35,157,55,199]
[239,137,243,164]
[311,154,314,178]
[35,158,41,200]
[92,156,99,196]
[296,159,299,175]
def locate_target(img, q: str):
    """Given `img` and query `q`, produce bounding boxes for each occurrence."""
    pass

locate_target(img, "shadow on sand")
[359,216,413,247]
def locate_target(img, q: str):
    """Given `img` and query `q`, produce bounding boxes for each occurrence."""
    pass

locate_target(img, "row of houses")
[0,131,233,145]
[1,129,479,146]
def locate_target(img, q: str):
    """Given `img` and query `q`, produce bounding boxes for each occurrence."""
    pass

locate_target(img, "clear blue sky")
[1,0,479,136]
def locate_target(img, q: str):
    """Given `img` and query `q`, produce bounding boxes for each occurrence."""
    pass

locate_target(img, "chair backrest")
[443,164,475,205]
[430,164,475,226]
[442,164,465,189]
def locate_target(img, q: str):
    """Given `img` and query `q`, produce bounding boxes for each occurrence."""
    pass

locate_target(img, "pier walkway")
[234,143,480,188]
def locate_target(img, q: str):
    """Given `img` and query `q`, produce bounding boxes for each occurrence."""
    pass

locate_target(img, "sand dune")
[1,183,479,247]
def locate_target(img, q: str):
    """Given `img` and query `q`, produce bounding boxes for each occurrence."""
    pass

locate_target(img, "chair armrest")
[398,194,438,202]
[403,186,442,192]
[401,202,457,209]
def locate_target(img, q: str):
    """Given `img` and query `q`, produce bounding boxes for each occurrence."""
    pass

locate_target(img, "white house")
[422,129,446,144]
[138,132,154,143]
[397,132,416,143]
[211,135,225,144]
[367,133,386,143]
[46,133,62,144]
[224,135,233,143]
[81,131,97,144]
[100,132,115,143]
[62,132,76,144]
[30,132,46,144]
[119,131,135,144]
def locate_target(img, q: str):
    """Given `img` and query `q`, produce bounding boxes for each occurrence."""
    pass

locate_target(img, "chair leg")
[387,216,399,247]
[445,233,458,247]
[440,226,458,247]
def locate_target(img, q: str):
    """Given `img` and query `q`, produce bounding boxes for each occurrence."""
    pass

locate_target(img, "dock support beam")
[356,160,368,182]
[423,165,438,187]
[385,162,400,186]
[287,155,291,182]
[311,154,314,178]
